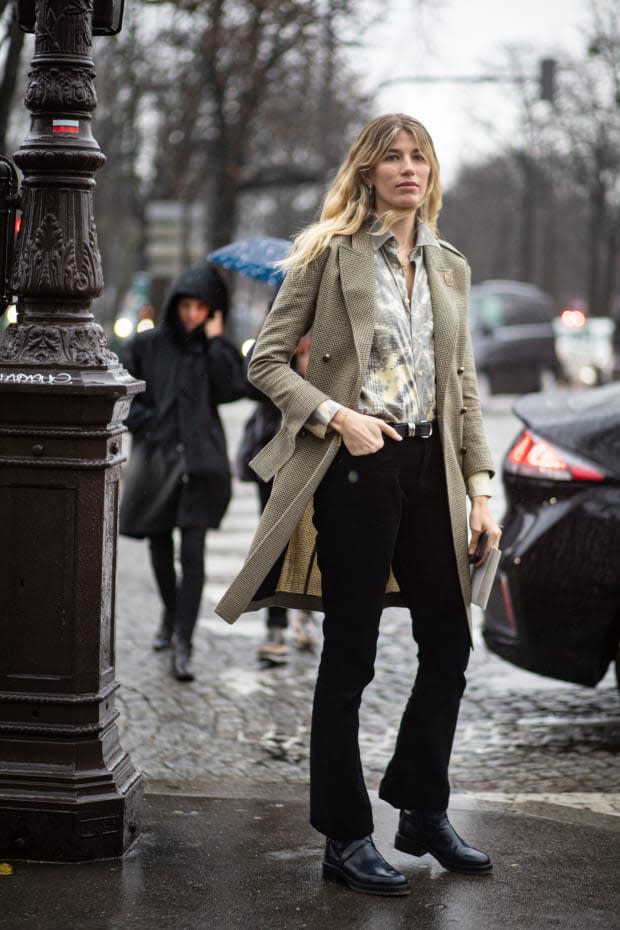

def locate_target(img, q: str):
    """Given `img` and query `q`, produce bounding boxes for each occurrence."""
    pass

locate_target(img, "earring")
[367,184,374,196]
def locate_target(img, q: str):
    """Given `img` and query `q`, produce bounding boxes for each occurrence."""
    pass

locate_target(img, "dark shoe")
[153,610,174,651]
[257,628,289,665]
[171,637,195,682]
[323,836,410,896]
[395,810,492,873]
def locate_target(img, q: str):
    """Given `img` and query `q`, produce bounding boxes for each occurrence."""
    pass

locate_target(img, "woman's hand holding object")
[469,497,501,566]
[329,408,402,456]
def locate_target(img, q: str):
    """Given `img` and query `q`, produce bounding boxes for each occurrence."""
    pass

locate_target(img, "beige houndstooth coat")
[216,227,494,631]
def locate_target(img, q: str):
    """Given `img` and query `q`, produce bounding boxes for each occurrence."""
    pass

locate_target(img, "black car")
[483,382,620,690]
[469,280,563,395]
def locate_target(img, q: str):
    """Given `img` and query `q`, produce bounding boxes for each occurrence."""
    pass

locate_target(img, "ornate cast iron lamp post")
[0,0,144,860]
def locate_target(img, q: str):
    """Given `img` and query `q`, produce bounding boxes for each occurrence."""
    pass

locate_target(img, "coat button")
[322,352,331,362]
[460,446,467,454]
[460,407,467,414]
[457,366,465,374]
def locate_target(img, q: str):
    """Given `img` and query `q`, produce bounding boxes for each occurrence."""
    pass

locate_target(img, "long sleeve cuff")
[305,399,343,438]
[467,471,492,499]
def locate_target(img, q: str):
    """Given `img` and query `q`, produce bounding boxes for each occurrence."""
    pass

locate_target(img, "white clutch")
[470,547,502,610]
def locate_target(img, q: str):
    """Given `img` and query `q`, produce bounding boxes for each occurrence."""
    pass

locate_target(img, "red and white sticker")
[52,119,80,135]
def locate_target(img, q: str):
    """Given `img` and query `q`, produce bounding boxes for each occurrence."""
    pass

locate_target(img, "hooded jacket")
[119,264,246,537]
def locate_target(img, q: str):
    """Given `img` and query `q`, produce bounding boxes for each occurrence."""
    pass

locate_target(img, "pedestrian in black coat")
[119,262,246,681]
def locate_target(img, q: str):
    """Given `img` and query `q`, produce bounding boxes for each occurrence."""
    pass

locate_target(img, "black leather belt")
[391,420,434,439]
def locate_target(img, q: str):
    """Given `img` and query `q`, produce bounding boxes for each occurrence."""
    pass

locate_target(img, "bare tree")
[443,5,620,317]
[88,0,373,314]
[164,0,368,248]
[551,0,620,315]
[90,6,156,322]
[441,149,590,306]
[133,1,373,244]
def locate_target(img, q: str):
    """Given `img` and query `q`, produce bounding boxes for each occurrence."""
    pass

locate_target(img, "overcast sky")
[350,0,589,186]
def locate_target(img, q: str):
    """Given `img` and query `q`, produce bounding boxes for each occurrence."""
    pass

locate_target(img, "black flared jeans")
[310,430,471,841]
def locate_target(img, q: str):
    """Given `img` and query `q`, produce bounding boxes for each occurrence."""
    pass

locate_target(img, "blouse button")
[460,446,467,455]
[457,366,465,375]
[460,407,467,415]
[322,353,331,362]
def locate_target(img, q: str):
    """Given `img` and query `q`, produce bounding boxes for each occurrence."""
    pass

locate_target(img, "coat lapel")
[425,246,461,413]
[337,230,377,382]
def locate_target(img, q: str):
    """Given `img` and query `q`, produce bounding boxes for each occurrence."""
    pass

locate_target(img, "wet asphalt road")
[4,794,619,930]
[115,396,620,814]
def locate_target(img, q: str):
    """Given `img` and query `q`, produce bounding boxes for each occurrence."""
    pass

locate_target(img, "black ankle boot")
[395,810,492,873]
[152,610,174,651]
[171,637,194,682]
[323,836,410,895]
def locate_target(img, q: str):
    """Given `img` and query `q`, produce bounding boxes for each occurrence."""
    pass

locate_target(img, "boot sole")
[394,833,493,873]
[257,651,289,665]
[322,862,410,896]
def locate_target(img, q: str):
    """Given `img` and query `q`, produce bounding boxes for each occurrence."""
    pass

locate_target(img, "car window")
[501,295,553,326]
[501,296,533,326]
[471,293,553,327]
[469,294,504,329]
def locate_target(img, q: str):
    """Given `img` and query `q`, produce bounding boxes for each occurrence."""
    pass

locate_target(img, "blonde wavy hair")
[283,113,442,270]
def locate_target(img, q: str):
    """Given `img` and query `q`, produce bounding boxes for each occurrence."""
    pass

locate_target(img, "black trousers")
[148,527,206,645]
[310,430,471,841]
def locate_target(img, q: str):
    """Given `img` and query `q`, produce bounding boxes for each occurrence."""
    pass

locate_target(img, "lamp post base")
[0,371,144,861]
[0,756,143,862]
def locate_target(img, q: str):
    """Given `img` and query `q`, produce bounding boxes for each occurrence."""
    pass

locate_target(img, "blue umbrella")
[208,236,291,286]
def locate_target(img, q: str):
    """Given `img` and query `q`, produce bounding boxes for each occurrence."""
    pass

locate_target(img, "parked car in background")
[483,382,620,691]
[469,280,563,395]
[553,310,615,387]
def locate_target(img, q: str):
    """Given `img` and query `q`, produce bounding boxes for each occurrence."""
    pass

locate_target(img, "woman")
[217,114,501,894]
[120,263,245,683]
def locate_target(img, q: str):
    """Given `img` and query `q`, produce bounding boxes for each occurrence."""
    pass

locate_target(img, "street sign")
[145,200,206,279]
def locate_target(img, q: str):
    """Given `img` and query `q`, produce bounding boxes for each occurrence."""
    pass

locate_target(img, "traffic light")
[540,58,556,103]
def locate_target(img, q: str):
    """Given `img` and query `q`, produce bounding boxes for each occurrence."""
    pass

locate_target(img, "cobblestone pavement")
[115,398,620,813]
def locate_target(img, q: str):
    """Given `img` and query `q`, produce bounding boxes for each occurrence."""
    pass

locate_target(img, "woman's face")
[366,129,431,216]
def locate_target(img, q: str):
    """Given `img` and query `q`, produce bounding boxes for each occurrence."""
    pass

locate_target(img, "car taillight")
[505,429,605,482]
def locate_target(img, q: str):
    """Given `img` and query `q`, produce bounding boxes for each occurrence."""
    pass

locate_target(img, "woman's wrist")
[467,471,493,500]
[329,407,350,435]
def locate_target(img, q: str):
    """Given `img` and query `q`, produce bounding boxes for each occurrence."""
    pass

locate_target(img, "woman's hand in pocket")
[329,408,402,456]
